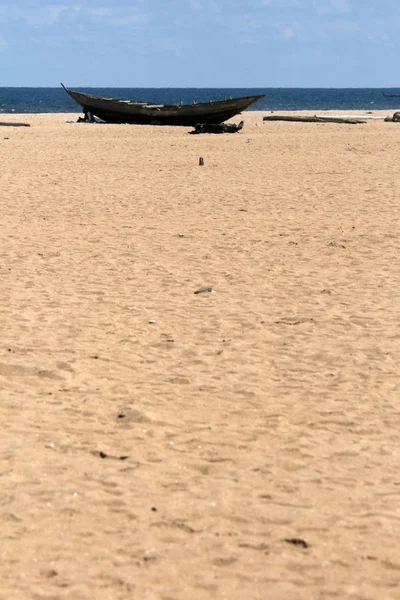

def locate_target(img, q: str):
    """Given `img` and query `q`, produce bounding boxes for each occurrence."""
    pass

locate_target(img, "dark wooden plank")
[0,122,30,127]
[263,115,366,124]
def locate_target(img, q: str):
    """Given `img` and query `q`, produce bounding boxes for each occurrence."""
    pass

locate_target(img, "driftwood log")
[190,120,244,134]
[263,115,366,124]
[0,122,30,127]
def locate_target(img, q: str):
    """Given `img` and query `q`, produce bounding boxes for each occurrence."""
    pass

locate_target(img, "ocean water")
[1,87,400,114]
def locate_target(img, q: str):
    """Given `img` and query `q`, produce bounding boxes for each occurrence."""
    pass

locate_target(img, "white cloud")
[30,34,64,47]
[157,37,182,56]
[313,0,351,15]
[238,34,257,45]
[260,0,301,6]
[367,31,392,44]
[90,7,111,17]
[332,19,359,33]
[240,13,262,29]
[87,5,150,27]
[282,21,301,40]
[73,32,92,42]
[2,3,149,30]
[4,3,73,28]
[46,5,69,24]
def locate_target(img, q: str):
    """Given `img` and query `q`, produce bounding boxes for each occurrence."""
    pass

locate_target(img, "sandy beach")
[1,110,399,599]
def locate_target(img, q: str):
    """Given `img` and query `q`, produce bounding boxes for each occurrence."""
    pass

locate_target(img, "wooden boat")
[382,92,400,98]
[61,84,265,126]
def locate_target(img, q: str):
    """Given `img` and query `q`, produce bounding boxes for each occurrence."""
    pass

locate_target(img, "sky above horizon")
[1,0,399,88]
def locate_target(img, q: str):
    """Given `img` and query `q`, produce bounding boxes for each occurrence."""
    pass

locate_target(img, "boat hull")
[61,85,265,126]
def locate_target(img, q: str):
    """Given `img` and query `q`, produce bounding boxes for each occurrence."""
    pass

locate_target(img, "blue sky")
[1,0,399,87]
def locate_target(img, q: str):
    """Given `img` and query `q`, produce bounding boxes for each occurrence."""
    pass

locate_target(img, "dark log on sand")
[263,115,365,124]
[0,122,30,127]
[190,120,244,134]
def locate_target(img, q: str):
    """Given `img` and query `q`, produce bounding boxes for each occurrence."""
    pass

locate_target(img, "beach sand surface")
[1,110,400,599]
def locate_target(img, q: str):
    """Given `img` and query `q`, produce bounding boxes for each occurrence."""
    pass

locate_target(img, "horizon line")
[1,85,400,90]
